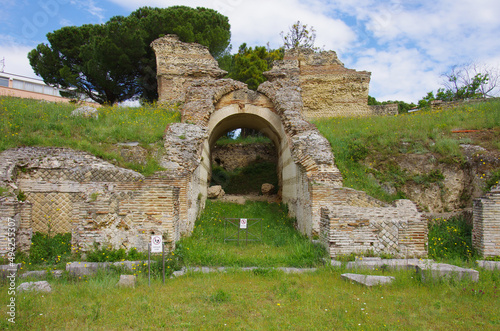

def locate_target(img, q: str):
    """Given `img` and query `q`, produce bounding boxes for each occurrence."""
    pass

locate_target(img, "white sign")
[239,218,247,229]
[151,235,163,253]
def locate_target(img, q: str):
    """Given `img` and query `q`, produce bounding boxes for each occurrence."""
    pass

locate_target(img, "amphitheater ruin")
[0,35,498,259]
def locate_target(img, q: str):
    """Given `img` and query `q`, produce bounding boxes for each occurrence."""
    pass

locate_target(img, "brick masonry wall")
[320,197,427,258]
[472,186,500,257]
[0,148,183,255]
[0,198,21,256]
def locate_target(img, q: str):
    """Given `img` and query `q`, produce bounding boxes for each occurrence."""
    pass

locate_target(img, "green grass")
[1,266,498,330]
[177,200,327,267]
[312,100,500,202]
[0,97,181,175]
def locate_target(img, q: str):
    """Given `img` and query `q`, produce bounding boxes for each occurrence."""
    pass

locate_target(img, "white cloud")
[352,47,442,103]
[105,0,357,51]
[59,18,73,27]
[0,41,38,78]
[70,0,105,22]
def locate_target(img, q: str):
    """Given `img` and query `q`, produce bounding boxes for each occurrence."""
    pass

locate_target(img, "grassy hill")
[313,100,500,210]
[2,96,499,210]
[0,96,181,175]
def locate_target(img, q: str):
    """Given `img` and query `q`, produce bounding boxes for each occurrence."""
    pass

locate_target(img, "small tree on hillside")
[280,21,318,50]
[441,62,500,100]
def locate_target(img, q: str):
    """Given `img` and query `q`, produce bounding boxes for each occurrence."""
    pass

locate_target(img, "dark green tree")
[28,6,231,104]
[220,43,284,90]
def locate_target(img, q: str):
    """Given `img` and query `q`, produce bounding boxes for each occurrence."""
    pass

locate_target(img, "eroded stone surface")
[476,260,500,270]
[416,263,479,282]
[207,185,225,199]
[341,273,395,287]
[117,274,136,287]
[71,106,98,119]
[17,281,52,292]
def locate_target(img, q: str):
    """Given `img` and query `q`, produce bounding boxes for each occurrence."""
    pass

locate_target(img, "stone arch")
[207,89,286,198]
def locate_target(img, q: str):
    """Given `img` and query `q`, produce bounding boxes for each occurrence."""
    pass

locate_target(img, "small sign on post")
[151,235,163,253]
[239,218,247,229]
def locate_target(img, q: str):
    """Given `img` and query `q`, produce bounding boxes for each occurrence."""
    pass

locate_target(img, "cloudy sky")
[1,0,499,103]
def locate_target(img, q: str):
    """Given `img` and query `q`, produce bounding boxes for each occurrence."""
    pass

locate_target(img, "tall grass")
[177,200,327,267]
[0,97,180,174]
[312,100,500,202]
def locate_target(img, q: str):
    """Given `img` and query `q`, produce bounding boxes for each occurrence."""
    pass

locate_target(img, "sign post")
[149,235,164,286]
[151,235,163,253]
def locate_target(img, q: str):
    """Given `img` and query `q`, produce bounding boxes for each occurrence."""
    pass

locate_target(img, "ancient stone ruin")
[3,34,497,259]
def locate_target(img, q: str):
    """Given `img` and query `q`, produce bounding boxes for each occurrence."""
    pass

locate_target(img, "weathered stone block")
[415,263,479,282]
[341,273,395,287]
[117,274,136,287]
[17,280,52,293]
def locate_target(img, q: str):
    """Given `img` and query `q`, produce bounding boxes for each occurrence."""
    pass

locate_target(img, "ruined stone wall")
[151,35,227,104]
[280,48,372,119]
[0,147,182,254]
[320,197,427,258]
[369,104,398,116]
[211,143,277,171]
[472,185,500,257]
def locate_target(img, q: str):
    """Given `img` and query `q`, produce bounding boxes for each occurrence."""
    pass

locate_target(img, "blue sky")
[1,0,500,103]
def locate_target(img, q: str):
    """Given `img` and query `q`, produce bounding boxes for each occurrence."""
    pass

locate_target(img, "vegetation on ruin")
[218,43,284,90]
[0,96,181,175]
[313,99,500,204]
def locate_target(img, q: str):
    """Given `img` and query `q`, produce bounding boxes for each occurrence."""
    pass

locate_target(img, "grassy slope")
[312,100,500,202]
[0,97,181,175]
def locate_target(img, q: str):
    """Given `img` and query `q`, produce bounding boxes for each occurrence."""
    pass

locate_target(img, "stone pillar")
[150,35,227,104]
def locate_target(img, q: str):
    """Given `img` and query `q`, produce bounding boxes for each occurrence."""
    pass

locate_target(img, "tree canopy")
[219,43,284,90]
[28,6,231,104]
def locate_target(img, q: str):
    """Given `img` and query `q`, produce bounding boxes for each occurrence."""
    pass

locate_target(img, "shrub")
[428,216,476,261]
[28,232,72,264]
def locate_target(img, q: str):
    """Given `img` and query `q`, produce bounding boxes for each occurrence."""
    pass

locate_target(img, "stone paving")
[2,258,494,283]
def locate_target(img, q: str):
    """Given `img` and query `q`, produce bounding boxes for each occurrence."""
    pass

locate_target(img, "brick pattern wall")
[472,186,500,257]
[320,197,427,258]
[0,148,183,254]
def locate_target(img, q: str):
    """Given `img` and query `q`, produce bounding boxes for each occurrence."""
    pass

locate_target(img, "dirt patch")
[451,127,500,151]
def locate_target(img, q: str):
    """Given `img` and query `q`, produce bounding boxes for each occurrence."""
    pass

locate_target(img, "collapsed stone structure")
[0,35,427,258]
